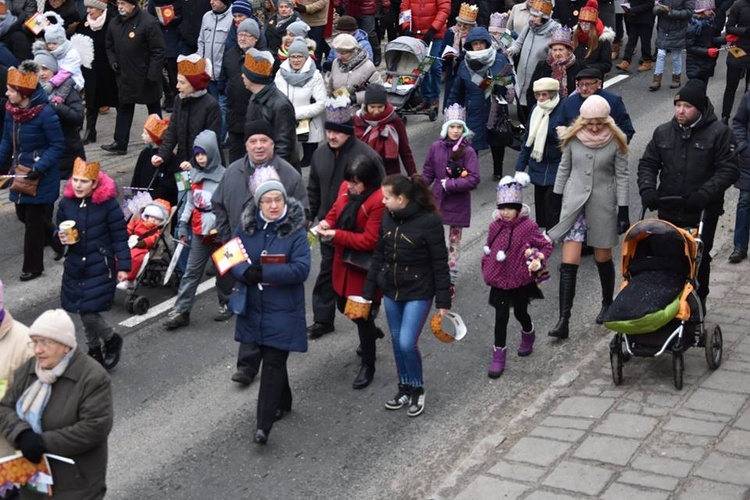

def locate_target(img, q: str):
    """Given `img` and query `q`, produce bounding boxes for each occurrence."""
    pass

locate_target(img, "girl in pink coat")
[481,176,553,378]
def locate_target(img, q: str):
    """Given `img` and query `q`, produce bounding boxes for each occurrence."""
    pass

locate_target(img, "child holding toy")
[481,176,553,379]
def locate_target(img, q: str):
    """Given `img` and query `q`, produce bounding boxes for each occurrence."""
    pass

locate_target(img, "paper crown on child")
[248,166,281,200]
[488,12,509,32]
[7,61,38,97]
[72,158,101,181]
[144,114,170,144]
[579,0,599,22]
[695,0,714,12]
[324,96,354,134]
[529,0,554,19]
[0,2,8,16]
[177,54,212,91]
[549,25,574,48]
[456,3,479,25]
[441,103,472,138]
[243,48,275,84]
[496,175,529,207]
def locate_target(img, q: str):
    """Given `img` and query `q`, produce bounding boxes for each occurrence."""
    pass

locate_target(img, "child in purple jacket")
[481,176,553,378]
[421,104,481,297]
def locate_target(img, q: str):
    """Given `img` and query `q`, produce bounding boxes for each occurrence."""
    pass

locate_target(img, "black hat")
[336,15,358,32]
[244,119,275,142]
[364,85,388,105]
[674,79,707,112]
[575,68,603,81]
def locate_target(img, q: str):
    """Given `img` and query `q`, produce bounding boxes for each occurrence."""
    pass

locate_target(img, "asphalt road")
[0,59,738,499]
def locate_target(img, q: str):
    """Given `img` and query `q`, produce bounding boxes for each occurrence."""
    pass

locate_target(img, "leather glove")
[294,3,306,12]
[685,190,710,211]
[25,169,41,180]
[111,62,120,73]
[176,221,190,241]
[243,264,263,284]
[16,430,44,464]
[422,27,437,44]
[707,47,719,58]
[641,189,659,211]
[617,206,630,235]
[726,34,739,43]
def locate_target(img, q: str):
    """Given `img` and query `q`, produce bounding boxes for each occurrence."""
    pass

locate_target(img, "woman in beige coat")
[547,95,630,340]
[327,33,382,108]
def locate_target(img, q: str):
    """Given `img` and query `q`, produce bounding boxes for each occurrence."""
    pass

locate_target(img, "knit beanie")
[286,20,310,38]
[232,0,253,17]
[242,48,275,84]
[253,179,287,207]
[238,18,260,38]
[324,96,354,134]
[44,20,67,46]
[275,0,293,7]
[119,0,138,5]
[84,0,108,10]
[33,48,58,73]
[244,119,275,141]
[177,54,212,91]
[674,79,707,112]
[364,85,388,105]
[142,204,167,221]
[29,309,78,349]
[579,94,610,119]
[288,37,309,57]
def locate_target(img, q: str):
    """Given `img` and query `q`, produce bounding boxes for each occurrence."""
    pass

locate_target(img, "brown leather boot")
[616,60,630,71]
[611,41,621,60]
[649,74,662,91]
[637,60,655,71]
[670,74,681,88]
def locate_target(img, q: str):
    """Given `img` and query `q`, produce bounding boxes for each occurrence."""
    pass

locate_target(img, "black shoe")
[729,249,747,263]
[352,364,375,390]
[356,344,363,357]
[82,130,96,145]
[548,317,570,339]
[307,322,334,339]
[164,310,190,330]
[231,370,254,386]
[103,333,123,370]
[214,304,234,321]
[253,428,269,444]
[101,141,127,155]
[595,303,611,325]
[88,345,104,365]
[385,384,412,410]
[19,272,41,282]
[274,407,290,421]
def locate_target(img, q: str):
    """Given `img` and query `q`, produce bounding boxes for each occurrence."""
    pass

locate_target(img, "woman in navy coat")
[230,176,310,445]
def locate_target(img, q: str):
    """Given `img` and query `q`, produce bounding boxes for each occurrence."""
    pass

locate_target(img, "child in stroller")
[117,198,172,291]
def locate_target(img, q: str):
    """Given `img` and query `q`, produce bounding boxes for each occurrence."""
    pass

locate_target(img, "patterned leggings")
[448,226,463,284]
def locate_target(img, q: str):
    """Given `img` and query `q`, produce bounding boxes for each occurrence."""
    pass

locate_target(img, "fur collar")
[599,27,615,43]
[63,172,118,204]
[240,197,306,238]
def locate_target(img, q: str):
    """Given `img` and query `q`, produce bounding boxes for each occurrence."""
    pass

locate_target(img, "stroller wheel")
[610,350,624,386]
[133,296,150,315]
[125,294,136,314]
[428,107,438,121]
[673,353,684,390]
[704,323,723,370]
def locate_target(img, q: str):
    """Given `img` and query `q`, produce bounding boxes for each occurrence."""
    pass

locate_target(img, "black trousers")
[493,293,532,348]
[622,23,654,63]
[300,142,317,169]
[16,203,54,275]
[722,65,744,120]
[534,184,556,230]
[227,132,246,164]
[162,57,178,100]
[490,145,506,178]
[312,240,336,326]
[257,345,292,432]
[336,295,381,366]
[237,340,261,377]
[113,101,162,146]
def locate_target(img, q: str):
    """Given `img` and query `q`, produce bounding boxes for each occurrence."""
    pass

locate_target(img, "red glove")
[707,47,719,58]
[726,34,740,43]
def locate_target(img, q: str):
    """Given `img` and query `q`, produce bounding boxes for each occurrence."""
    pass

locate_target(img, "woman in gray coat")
[547,95,630,340]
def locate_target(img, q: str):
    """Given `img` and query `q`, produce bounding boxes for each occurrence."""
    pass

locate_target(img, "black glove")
[321,60,333,72]
[111,62,120,73]
[25,169,41,180]
[402,29,415,37]
[685,190,710,211]
[617,206,631,235]
[550,192,563,216]
[243,264,263,284]
[16,429,44,463]
[641,189,659,211]
[422,27,437,44]
[335,6,345,15]
[295,3,306,12]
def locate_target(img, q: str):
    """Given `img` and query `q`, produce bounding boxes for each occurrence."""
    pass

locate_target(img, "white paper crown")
[325,96,353,124]
[248,166,281,197]
[443,103,467,123]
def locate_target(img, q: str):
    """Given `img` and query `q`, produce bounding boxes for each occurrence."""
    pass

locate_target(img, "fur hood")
[241,197,306,238]
[598,26,616,43]
[63,171,118,204]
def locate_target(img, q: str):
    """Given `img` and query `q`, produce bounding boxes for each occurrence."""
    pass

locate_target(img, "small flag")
[154,5,176,25]
[212,237,250,276]
[398,9,412,25]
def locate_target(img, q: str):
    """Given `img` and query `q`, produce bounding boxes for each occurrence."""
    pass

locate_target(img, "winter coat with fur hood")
[57,172,131,314]
[573,23,615,75]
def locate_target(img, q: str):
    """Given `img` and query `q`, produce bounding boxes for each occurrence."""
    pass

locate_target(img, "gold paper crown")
[457,3,479,23]
[144,115,170,143]
[244,52,274,77]
[529,0,554,17]
[579,0,599,22]
[177,57,206,77]
[72,158,100,181]
[7,67,37,92]
[0,3,7,15]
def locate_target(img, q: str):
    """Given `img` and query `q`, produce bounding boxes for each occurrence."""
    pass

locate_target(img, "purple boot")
[488,346,506,378]
[518,327,535,357]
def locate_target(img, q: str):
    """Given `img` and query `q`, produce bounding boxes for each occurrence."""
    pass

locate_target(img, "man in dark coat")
[241,47,300,169]
[103,0,165,154]
[213,119,309,386]
[306,98,384,339]
[638,79,739,307]
[177,0,210,54]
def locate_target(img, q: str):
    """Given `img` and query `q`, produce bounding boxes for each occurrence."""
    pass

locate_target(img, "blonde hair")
[572,25,599,59]
[561,115,629,153]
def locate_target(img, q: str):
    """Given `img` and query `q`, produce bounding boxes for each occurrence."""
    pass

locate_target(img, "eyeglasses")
[237,33,256,39]
[576,80,600,88]
[259,196,284,206]
[28,339,59,349]
[289,54,306,60]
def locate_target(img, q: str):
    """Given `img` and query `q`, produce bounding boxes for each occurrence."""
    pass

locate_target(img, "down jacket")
[0,349,113,500]
[0,86,65,205]
[274,57,328,145]
[654,0,695,50]
[57,172,131,314]
[0,311,32,457]
[157,90,221,165]
[638,100,740,227]
[731,91,750,191]
[400,0,451,40]
[724,0,750,69]
[231,198,310,353]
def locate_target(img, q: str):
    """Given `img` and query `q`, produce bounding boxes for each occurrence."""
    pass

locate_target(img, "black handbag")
[489,109,525,151]
[342,248,373,271]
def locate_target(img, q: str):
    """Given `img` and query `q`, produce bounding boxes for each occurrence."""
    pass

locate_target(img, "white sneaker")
[116,280,132,290]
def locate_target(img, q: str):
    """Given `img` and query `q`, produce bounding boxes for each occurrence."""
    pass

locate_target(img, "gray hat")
[288,37,309,57]
[238,18,260,39]
[33,48,58,73]
[286,20,310,38]
[254,179,287,207]
[44,22,67,46]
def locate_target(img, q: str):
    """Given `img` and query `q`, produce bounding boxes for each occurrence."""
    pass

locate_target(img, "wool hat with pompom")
[579,94,611,119]
[29,309,77,349]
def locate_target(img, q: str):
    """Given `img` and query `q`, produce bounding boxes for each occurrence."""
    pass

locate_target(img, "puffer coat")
[654,0,695,50]
[57,172,131,314]
[400,0,451,39]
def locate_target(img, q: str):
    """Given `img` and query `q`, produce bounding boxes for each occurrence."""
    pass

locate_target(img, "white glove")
[440,179,447,191]
[514,171,531,187]
[128,235,139,249]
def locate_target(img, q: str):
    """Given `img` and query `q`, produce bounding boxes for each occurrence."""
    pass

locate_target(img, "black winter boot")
[103,333,124,370]
[88,345,104,365]
[548,263,578,339]
[595,260,615,324]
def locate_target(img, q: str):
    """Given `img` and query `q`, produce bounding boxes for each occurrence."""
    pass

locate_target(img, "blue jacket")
[231,198,310,353]
[515,100,564,186]
[326,29,373,63]
[555,89,636,142]
[0,86,65,205]
[57,172,131,314]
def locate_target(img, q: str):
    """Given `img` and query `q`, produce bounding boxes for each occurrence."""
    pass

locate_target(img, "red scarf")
[577,19,604,44]
[5,101,44,123]
[546,53,576,98]
[357,102,400,160]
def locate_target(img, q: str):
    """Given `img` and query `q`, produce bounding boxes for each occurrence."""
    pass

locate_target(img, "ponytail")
[382,174,439,214]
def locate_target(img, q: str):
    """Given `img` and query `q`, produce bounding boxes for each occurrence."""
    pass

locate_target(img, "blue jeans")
[421,40,444,103]
[207,80,227,144]
[734,189,750,252]
[383,297,432,388]
[654,48,682,75]
[174,234,213,313]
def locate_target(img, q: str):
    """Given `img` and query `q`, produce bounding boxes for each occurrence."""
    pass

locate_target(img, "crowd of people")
[0,0,746,496]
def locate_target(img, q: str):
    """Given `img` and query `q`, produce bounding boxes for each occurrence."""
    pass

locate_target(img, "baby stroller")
[601,203,722,390]
[382,36,439,122]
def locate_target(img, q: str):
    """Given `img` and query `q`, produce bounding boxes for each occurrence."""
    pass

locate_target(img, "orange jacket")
[400,0,451,40]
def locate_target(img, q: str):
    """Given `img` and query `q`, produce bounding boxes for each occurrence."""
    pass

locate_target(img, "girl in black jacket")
[362,174,452,418]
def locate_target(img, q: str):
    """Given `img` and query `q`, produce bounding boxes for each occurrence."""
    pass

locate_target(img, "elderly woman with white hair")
[327,33,382,108]
[0,309,113,500]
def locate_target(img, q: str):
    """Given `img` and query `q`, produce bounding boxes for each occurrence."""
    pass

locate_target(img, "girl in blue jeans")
[362,174,452,417]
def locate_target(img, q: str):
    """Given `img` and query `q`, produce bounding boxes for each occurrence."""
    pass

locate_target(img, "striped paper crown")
[489,12,509,31]
[72,158,101,181]
[443,103,467,124]
[457,3,479,23]
[325,96,352,124]
[248,166,281,198]
[496,176,523,206]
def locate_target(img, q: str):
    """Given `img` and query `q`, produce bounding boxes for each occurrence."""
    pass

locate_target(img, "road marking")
[604,74,628,88]
[119,277,216,328]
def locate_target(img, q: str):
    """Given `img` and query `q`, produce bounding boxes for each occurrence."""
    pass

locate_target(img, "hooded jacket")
[180,129,226,236]
[57,172,131,314]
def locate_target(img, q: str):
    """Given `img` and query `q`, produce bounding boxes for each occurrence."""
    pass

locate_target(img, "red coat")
[400,0,451,40]
[324,181,385,299]
[334,0,391,17]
